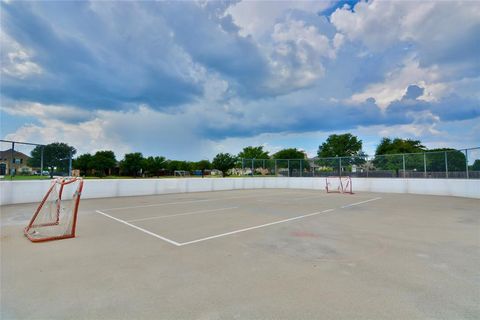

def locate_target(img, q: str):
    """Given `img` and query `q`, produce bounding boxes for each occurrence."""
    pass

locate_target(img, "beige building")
[0,149,33,175]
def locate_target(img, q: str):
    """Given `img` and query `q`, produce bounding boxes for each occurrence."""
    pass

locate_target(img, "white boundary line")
[95,197,382,247]
[257,195,321,203]
[341,197,382,208]
[95,210,182,246]
[101,191,305,212]
[125,206,238,223]
[101,199,211,212]
[178,209,335,246]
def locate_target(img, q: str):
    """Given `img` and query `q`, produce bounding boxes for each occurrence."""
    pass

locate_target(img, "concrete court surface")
[1,189,479,319]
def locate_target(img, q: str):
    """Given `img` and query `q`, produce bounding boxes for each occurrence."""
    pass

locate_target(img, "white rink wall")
[0,177,479,205]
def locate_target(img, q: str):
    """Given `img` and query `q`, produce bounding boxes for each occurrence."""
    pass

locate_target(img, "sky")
[1,0,479,160]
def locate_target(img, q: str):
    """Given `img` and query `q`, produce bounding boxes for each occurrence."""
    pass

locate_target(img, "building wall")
[0,149,32,175]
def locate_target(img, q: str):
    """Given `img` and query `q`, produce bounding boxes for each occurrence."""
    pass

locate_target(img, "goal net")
[24,177,84,242]
[325,176,353,194]
[174,170,190,177]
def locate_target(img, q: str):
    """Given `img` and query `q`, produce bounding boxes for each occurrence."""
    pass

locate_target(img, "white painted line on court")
[178,196,382,246]
[96,196,382,247]
[177,208,336,246]
[341,197,382,209]
[101,199,212,212]
[292,195,324,201]
[95,210,181,246]
[125,206,239,223]
[257,194,323,203]
[101,191,303,212]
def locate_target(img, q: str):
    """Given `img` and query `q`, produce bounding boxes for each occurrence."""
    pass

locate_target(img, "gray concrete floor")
[1,189,479,319]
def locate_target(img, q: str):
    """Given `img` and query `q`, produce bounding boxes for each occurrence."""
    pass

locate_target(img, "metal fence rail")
[240,147,480,179]
[0,139,73,179]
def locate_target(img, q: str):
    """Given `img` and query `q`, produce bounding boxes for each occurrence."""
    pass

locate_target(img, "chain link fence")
[240,147,480,179]
[0,140,74,180]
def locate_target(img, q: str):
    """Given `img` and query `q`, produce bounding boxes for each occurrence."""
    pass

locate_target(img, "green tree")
[375,138,425,155]
[426,148,466,172]
[29,142,76,177]
[193,160,212,171]
[317,133,362,158]
[73,153,93,176]
[212,153,237,176]
[271,148,306,159]
[471,159,480,171]
[317,133,365,169]
[90,150,117,177]
[143,156,167,177]
[271,148,307,176]
[167,160,192,173]
[373,138,426,171]
[120,153,144,177]
[238,146,269,160]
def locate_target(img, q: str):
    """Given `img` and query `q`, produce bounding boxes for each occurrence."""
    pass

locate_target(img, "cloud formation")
[1,0,479,159]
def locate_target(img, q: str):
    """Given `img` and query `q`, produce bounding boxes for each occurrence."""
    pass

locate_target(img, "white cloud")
[350,57,446,108]
[332,1,479,50]
[267,18,338,89]
[0,31,42,78]
[331,1,480,70]
[4,117,126,156]
[226,1,331,38]
[331,1,414,51]
[1,101,91,122]
[1,0,479,161]
[3,104,214,160]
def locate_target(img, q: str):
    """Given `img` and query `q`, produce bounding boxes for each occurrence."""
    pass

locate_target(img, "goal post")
[24,177,84,242]
[325,176,353,194]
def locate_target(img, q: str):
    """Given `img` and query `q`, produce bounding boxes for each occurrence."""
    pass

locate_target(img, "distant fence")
[0,139,74,179]
[240,147,480,179]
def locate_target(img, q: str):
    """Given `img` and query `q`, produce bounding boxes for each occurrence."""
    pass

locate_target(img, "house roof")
[0,149,31,159]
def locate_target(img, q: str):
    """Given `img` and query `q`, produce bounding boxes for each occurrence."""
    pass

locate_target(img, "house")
[0,149,33,175]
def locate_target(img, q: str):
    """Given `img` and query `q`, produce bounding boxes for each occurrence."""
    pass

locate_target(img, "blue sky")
[1,0,479,160]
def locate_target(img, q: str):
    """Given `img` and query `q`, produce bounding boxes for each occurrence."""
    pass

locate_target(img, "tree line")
[27,134,479,177]
[72,147,308,177]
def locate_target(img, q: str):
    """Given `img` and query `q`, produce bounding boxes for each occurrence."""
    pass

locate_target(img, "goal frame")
[24,177,84,242]
[325,176,353,194]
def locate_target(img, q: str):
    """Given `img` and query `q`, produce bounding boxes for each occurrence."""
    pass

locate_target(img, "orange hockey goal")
[325,176,353,194]
[24,177,84,242]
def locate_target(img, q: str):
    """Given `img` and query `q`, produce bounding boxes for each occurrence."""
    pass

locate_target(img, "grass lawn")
[0,175,227,181]
[0,175,286,181]
[0,175,51,181]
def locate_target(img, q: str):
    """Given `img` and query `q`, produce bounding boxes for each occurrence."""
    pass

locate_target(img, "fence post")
[366,156,369,178]
[402,154,406,178]
[465,149,469,179]
[339,157,342,177]
[251,159,254,176]
[423,152,427,178]
[263,159,265,173]
[40,146,44,176]
[68,149,73,176]
[445,151,448,179]
[300,160,303,177]
[287,160,290,177]
[10,142,15,178]
[241,158,244,175]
